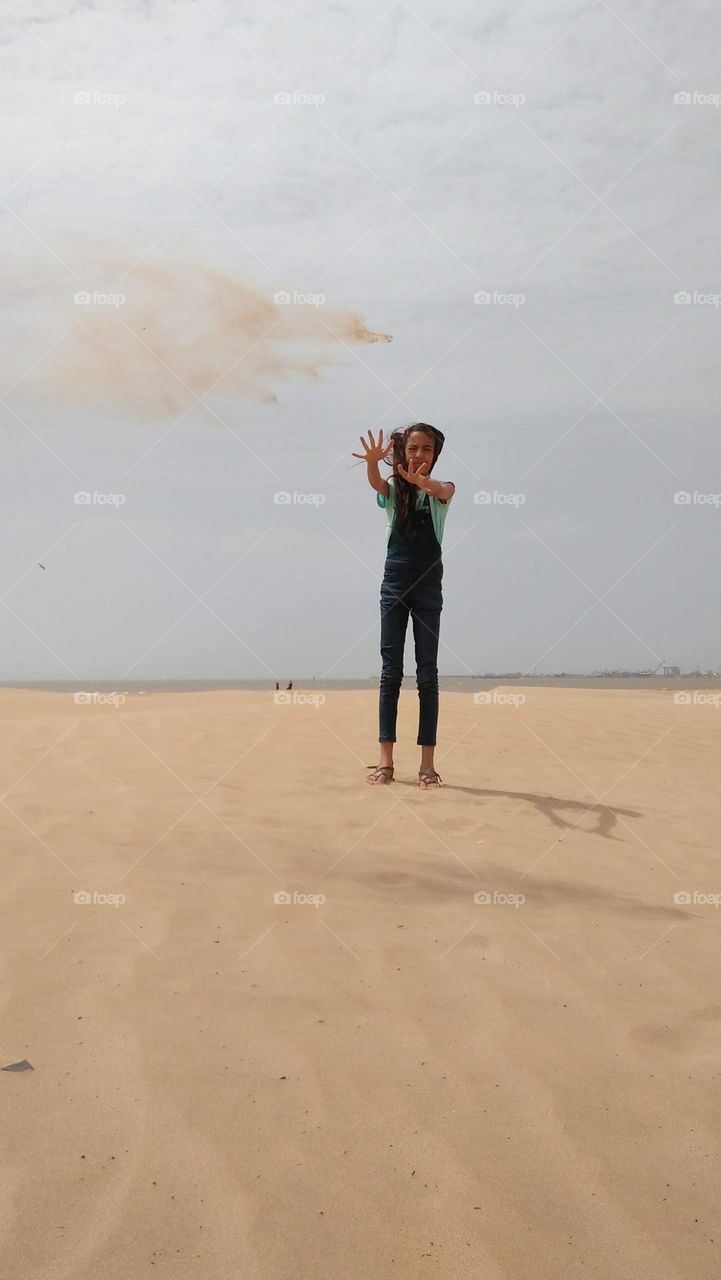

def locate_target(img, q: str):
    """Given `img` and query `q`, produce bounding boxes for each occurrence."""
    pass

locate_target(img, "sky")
[1,0,720,680]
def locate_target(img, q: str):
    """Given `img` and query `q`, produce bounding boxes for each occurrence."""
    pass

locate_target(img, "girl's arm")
[366,457,390,499]
[431,480,455,503]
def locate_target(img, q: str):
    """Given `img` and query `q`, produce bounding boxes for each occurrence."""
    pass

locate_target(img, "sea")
[3,677,721,694]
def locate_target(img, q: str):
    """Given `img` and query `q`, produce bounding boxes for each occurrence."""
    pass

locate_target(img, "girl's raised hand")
[352,429,394,463]
[397,457,430,488]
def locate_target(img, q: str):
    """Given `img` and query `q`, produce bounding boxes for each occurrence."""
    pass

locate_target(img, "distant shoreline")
[3,676,721,693]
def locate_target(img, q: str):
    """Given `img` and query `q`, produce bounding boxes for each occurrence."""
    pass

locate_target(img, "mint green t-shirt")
[376,475,454,546]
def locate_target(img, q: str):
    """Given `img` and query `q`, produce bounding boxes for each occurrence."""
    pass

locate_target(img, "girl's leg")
[412,604,441,749]
[410,564,443,786]
[378,573,411,759]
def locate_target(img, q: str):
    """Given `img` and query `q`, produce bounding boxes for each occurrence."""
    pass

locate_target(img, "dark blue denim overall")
[379,492,443,745]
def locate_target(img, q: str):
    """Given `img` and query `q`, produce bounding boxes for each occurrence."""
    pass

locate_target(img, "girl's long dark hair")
[382,422,445,538]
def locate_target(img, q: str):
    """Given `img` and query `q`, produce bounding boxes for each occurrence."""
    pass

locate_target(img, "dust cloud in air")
[6,238,392,418]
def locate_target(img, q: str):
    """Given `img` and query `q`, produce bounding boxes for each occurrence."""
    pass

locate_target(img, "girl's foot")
[366,764,395,785]
[418,768,443,788]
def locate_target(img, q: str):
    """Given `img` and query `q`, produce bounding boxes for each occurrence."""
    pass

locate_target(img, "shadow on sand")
[395,781,641,840]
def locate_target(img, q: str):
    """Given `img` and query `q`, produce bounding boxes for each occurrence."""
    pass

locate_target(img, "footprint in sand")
[463,934,490,950]
[631,1004,721,1059]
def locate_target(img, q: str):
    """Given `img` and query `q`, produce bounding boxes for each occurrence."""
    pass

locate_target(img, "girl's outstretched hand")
[352,429,394,464]
[397,457,431,489]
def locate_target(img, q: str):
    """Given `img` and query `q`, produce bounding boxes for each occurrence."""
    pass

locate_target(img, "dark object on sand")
[2,1059,34,1072]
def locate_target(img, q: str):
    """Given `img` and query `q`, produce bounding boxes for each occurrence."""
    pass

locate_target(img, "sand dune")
[0,686,719,1279]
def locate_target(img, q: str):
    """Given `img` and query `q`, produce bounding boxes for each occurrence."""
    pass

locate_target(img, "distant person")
[275,682,279,691]
[353,423,455,788]
[287,681,293,690]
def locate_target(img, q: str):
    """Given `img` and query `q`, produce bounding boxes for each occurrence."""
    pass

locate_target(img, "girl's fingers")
[352,429,395,461]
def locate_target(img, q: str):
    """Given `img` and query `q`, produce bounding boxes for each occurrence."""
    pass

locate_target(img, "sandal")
[418,768,443,789]
[366,764,395,785]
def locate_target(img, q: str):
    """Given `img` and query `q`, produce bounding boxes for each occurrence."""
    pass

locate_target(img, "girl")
[352,423,455,788]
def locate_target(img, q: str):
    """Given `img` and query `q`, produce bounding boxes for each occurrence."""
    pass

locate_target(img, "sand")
[0,685,719,1279]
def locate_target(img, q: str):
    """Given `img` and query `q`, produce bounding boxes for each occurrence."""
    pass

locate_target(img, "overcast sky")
[1,0,720,680]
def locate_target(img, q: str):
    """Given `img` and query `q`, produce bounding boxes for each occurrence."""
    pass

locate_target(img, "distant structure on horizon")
[471,665,721,679]
[593,660,676,678]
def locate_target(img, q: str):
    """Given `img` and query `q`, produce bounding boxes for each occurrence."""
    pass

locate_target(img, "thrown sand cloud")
[7,241,392,418]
